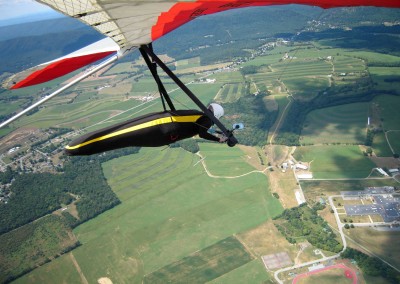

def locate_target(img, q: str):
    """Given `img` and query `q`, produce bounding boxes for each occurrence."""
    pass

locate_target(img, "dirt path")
[269,95,293,144]
[195,152,270,178]
[69,252,89,284]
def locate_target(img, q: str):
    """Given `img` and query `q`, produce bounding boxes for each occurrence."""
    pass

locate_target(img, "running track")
[292,263,357,284]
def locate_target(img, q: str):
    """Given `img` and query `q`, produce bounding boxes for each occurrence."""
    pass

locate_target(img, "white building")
[295,163,308,170]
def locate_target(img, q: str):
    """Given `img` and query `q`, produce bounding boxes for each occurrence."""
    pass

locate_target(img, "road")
[274,191,400,283]
[274,195,347,284]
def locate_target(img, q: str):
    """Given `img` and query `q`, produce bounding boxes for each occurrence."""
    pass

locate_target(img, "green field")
[387,131,400,154]
[143,236,253,283]
[301,102,369,145]
[104,62,138,75]
[369,67,400,92]
[293,145,375,179]
[16,145,282,283]
[372,95,400,155]
[175,57,201,70]
[7,72,221,132]
[374,95,400,131]
[372,132,393,157]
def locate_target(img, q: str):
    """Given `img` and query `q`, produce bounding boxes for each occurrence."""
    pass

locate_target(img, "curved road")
[274,195,348,284]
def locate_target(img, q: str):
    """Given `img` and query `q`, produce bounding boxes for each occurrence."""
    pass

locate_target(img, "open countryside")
[1,5,400,284]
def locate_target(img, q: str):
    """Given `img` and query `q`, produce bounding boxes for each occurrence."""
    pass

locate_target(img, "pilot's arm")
[197,115,221,142]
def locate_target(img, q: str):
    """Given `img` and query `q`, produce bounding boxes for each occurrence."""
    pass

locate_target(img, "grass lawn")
[293,145,375,179]
[16,146,282,283]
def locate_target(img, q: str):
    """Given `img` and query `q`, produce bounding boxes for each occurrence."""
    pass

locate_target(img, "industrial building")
[342,187,400,223]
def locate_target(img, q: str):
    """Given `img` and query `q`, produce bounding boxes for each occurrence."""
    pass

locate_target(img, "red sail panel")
[11,51,115,89]
[152,0,400,41]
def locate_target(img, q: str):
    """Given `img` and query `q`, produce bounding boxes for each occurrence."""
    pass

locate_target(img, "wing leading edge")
[8,0,400,89]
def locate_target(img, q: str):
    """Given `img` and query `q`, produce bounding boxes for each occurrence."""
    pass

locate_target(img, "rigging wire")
[70,8,327,139]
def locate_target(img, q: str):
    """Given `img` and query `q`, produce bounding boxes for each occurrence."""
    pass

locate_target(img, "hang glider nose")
[4,37,120,90]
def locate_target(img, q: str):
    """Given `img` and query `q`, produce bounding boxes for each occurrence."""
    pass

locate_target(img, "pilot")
[65,103,227,156]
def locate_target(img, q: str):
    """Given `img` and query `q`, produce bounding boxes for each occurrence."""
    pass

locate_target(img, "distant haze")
[0,0,62,27]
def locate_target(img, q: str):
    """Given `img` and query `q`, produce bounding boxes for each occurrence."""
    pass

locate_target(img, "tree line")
[341,248,400,284]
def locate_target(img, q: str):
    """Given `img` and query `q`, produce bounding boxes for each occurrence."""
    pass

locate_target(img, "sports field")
[293,263,357,284]
[293,145,375,179]
[15,145,282,283]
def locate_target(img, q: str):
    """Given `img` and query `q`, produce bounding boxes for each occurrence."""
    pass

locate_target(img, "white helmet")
[208,103,224,119]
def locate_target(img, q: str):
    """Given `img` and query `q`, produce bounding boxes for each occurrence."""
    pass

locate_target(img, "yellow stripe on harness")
[65,115,201,150]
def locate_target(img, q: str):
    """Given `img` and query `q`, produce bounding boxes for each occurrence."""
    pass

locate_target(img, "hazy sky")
[0,0,56,21]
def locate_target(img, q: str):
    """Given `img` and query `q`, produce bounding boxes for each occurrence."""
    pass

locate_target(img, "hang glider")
[2,0,400,146]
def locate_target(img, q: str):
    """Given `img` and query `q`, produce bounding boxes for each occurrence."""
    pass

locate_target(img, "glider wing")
[8,0,400,89]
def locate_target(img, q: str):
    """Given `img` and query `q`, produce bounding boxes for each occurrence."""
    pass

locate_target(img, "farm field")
[293,145,376,179]
[104,62,138,75]
[369,67,400,92]
[372,132,393,157]
[346,227,400,271]
[199,143,256,176]
[215,83,245,102]
[16,145,282,283]
[374,95,400,131]
[301,102,369,145]
[8,72,221,132]
[143,236,254,283]
[387,131,400,154]
[208,259,270,284]
[372,95,400,155]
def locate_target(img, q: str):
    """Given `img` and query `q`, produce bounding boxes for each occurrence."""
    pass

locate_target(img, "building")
[343,187,400,223]
[295,163,308,170]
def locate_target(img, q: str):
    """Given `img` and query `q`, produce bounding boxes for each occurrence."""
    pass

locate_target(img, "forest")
[0,147,139,234]
[222,92,278,146]
[0,215,80,283]
[273,203,343,253]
